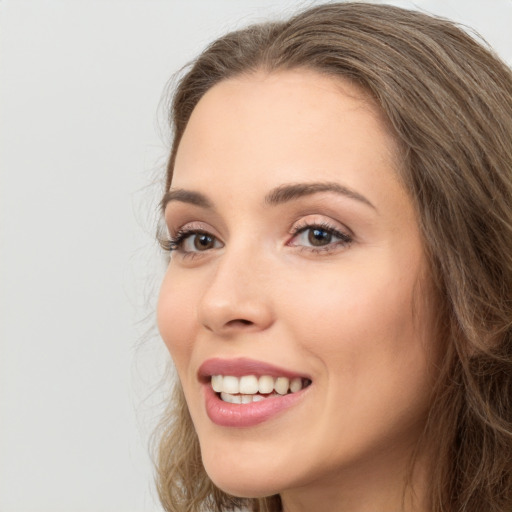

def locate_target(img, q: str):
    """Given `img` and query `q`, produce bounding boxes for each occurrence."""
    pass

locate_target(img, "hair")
[153,3,512,511]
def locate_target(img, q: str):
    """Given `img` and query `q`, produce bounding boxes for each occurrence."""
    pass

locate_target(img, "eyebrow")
[161,181,375,212]
[264,182,376,209]
[160,189,213,213]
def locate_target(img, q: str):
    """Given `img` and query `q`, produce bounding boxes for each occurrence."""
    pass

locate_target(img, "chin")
[207,471,280,499]
[201,450,284,499]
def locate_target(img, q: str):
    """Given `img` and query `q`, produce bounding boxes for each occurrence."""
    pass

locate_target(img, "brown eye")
[289,223,352,252]
[308,228,332,246]
[193,233,216,250]
[173,230,222,253]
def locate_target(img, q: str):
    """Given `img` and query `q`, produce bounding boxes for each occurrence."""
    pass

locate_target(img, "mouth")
[198,358,312,427]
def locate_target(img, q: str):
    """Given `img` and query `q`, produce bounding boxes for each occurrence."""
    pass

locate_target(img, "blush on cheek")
[157,277,197,358]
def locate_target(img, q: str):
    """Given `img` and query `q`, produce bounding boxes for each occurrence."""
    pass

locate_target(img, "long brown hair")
[154,3,512,511]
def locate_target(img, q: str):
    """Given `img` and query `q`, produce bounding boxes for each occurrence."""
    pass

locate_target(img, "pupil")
[309,228,332,246]
[194,234,213,250]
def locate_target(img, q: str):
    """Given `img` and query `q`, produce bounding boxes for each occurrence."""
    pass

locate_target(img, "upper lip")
[198,357,311,383]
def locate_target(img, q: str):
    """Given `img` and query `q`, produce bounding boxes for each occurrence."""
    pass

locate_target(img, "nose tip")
[199,295,274,335]
[197,260,275,336]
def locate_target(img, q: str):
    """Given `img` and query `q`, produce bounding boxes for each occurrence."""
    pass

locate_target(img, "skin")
[158,69,439,512]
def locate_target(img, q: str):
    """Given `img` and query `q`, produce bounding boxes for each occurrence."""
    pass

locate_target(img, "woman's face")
[158,70,438,503]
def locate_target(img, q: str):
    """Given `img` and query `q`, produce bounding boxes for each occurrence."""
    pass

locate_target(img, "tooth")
[239,375,259,394]
[211,375,223,393]
[290,377,302,393]
[221,392,241,404]
[252,395,265,402]
[214,374,304,397]
[241,394,253,404]
[223,376,239,394]
[275,377,290,395]
[258,375,274,394]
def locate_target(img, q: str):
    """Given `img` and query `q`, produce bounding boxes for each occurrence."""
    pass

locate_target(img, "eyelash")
[288,221,353,253]
[164,222,352,256]
[166,228,213,252]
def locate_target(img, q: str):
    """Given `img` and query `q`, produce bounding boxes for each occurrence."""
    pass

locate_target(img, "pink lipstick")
[198,358,311,427]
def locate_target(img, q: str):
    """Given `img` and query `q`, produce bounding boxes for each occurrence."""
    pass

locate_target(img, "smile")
[211,374,311,403]
[199,358,312,427]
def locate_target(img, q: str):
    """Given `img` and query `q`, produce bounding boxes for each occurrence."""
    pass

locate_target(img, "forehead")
[171,69,403,209]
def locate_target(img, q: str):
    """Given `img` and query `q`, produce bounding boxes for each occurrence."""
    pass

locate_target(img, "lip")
[198,357,310,381]
[198,357,311,428]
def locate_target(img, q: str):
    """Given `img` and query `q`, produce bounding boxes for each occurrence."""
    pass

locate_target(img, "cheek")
[284,258,434,404]
[157,269,198,373]
[282,266,435,461]
[287,261,419,347]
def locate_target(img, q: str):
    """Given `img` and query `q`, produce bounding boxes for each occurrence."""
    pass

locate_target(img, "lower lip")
[203,383,308,427]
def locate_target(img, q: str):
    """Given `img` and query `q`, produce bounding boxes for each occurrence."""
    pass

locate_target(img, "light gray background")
[1,1,511,511]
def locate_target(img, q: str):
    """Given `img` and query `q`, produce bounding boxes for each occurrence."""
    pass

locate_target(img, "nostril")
[226,319,253,327]
[198,297,274,333]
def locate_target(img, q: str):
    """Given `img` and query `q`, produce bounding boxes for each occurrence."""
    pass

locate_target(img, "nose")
[197,245,275,336]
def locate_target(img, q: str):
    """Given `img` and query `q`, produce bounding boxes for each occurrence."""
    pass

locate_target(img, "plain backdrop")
[1,1,511,511]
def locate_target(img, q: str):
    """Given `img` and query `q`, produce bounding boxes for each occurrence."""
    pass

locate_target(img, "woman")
[154,3,512,511]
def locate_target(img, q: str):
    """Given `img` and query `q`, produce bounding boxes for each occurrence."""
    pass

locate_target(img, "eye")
[289,222,352,252]
[169,229,223,254]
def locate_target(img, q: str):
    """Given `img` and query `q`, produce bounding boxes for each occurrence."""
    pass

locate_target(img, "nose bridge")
[197,237,274,334]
